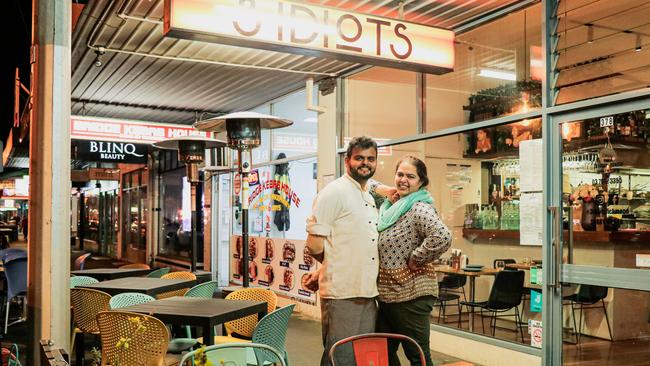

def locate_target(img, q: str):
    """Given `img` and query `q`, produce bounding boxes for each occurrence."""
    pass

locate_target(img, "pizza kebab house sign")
[71,116,212,163]
[164,0,455,74]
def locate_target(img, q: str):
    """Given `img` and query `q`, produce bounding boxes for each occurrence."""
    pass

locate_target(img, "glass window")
[561,109,650,269]
[426,4,542,131]
[158,168,204,260]
[346,67,418,140]
[271,89,318,159]
[366,119,543,345]
[232,156,317,241]
[554,1,650,104]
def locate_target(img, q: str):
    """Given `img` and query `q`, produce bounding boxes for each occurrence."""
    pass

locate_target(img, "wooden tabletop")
[434,267,500,276]
[71,268,152,280]
[505,263,541,270]
[78,277,196,296]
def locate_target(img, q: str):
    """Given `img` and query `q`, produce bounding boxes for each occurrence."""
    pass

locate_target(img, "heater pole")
[190,182,198,273]
[241,170,250,287]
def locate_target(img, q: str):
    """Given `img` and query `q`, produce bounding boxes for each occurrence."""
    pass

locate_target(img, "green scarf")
[377,189,433,232]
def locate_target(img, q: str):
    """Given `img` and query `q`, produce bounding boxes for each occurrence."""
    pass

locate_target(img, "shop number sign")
[164,0,455,74]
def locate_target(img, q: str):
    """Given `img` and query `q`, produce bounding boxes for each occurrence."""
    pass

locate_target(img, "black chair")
[563,284,612,344]
[459,270,525,342]
[492,258,516,269]
[435,274,466,323]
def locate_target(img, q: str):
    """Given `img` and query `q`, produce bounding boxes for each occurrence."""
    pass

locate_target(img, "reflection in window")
[554,1,650,104]
[426,4,542,131]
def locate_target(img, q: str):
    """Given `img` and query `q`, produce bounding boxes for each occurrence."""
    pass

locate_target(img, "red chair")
[328,333,426,366]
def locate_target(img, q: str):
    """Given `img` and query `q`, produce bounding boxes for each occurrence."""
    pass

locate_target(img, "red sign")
[70,116,212,144]
[248,170,260,186]
[234,173,241,195]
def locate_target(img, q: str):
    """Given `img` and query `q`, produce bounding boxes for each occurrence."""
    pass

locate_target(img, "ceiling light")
[478,68,516,81]
[586,24,594,44]
[636,34,642,52]
[94,48,105,68]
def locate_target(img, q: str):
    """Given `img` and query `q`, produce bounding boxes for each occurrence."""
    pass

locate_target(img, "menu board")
[230,235,319,305]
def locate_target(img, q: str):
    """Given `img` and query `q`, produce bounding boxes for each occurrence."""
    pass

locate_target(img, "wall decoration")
[231,235,318,304]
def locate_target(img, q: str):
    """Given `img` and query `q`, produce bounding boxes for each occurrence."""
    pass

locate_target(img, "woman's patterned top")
[377,201,452,303]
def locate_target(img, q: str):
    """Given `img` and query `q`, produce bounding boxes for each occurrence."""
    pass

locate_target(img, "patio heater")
[153,136,226,272]
[194,112,292,287]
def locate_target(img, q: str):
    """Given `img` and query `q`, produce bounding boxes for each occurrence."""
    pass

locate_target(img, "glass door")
[548,100,650,365]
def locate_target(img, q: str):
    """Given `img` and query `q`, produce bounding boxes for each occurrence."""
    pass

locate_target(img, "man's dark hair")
[346,136,378,159]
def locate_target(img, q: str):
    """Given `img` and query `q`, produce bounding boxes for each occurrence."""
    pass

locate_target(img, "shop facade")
[210,0,650,363]
[320,1,650,364]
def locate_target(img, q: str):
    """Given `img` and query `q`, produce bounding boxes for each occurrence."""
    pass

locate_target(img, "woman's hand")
[408,255,421,271]
[389,192,400,204]
[375,184,398,199]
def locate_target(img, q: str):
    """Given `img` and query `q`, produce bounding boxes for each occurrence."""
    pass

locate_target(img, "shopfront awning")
[72,0,526,124]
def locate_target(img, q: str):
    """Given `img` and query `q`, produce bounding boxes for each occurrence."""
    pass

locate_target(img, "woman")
[376,156,452,366]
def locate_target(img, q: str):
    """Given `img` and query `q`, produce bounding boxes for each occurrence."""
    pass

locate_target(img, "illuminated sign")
[76,140,148,163]
[71,116,211,144]
[164,0,455,74]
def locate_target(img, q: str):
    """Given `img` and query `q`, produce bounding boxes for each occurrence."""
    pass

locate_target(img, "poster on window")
[230,235,318,305]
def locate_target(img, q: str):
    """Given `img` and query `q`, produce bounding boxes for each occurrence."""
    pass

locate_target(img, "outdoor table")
[119,297,267,345]
[193,270,212,284]
[435,267,499,332]
[78,277,196,296]
[71,268,152,281]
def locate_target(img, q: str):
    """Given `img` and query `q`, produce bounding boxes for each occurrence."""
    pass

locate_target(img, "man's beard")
[349,165,375,181]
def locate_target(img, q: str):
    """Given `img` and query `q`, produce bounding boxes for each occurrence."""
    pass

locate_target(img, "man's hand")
[302,271,320,292]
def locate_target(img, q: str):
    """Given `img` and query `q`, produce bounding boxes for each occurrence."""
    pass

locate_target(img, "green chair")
[217,304,295,366]
[186,280,218,298]
[178,343,287,366]
[109,292,155,309]
[170,281,219,354]
[147,267,171,278]
[70,275,98,288]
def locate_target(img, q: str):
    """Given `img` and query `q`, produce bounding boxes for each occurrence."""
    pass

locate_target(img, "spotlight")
[636,34,642,52]
[94,48,105,67]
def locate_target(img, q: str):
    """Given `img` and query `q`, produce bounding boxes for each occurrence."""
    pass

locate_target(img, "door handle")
[548,206,562,289]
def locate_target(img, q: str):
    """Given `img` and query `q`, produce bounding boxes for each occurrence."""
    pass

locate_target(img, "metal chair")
[3,257,27,334]
[119,263,151,269]
[563,284,612,344]
[435,274,466,323]
[109,292,155,309]
[459,270,525,342]
[73,253,91,270]
[216,304,295,366]
[178,343,287,366]
[70,288,111,365]
[97,311,171,366]
[328,333,426,366]
[217,288,278,341]
[70,275,98,288]
[492,258,516,268]
[147,267,171,278]
[186,280,218,298]
[157,271,196,299]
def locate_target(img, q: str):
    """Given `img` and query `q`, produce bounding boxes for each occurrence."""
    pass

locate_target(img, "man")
[306,136,383,365]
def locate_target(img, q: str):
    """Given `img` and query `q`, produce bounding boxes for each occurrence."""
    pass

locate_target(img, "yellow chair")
[157,271,196,299]
[97,310,176,366]
[70,288,111,362]
[120,263,151,270]
[214,288,278,343]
